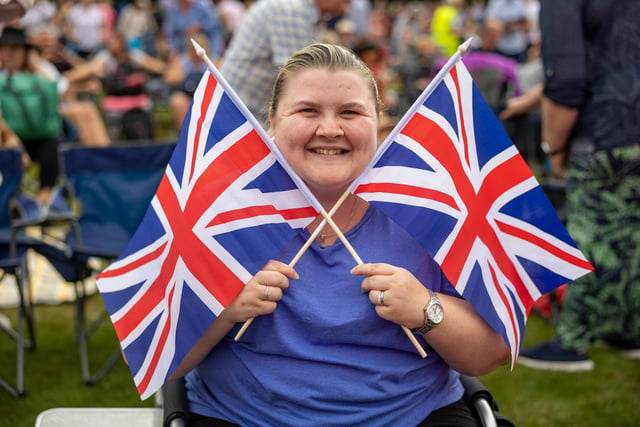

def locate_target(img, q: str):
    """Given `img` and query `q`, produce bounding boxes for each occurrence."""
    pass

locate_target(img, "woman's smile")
[310,147,349,156]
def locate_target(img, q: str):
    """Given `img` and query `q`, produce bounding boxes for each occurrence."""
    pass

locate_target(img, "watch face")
[427,303,444,324]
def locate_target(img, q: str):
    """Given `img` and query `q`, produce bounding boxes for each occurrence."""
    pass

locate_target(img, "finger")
[254,269,292,291]
[359,273,391,293]
[368,289,386,306]
[261,285,283,302]
[262,259,299,280]
[351,262,395,277]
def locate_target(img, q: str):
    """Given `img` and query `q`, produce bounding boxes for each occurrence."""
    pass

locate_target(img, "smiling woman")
[269,68,379,209]
[172,43,510,427]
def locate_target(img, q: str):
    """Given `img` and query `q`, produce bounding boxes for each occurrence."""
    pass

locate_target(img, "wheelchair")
[160,376,514,427]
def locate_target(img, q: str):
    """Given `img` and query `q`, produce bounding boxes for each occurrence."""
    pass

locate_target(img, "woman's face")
[269,68,379,201]
[0,44,28,72]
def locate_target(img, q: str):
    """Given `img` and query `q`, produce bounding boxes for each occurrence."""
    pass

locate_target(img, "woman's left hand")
[223,260,298,324]
[352,263,429,330]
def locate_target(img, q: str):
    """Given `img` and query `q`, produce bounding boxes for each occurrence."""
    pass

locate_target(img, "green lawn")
[1,295,639,426]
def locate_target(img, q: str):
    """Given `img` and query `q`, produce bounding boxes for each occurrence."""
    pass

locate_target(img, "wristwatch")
[412,289,444,335]
[540,141,565,157]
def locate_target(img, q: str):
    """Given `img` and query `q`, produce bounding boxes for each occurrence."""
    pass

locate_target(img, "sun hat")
[0,26,32,47]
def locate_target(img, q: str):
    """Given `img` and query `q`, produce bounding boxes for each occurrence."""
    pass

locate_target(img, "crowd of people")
[0,1,546,180]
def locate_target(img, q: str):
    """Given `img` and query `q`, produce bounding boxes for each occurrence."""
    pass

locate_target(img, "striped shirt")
[220,0,324,126]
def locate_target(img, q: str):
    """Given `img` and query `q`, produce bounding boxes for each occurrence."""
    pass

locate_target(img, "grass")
[481,315,640,426]
[0,295,152,426]
[1,295,640,426]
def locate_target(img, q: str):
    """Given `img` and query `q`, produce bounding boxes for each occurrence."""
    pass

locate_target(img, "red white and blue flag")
[96,69,319,399]
[351,59,593,365]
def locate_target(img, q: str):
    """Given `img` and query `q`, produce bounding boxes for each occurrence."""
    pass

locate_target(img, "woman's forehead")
[282,68,373,98]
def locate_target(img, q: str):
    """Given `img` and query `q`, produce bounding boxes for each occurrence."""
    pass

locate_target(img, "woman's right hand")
[223,260,298,323]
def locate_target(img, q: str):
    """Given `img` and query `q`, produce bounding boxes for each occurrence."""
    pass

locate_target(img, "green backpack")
[0,72,62,141]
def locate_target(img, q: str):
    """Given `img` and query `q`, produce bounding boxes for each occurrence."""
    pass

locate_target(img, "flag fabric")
[96,69,319,399]
[351,60,594,365]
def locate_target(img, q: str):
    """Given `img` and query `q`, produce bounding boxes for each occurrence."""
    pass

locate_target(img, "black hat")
[0,27,32,47]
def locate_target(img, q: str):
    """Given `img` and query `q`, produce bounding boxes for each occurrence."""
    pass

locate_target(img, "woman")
[175,43,510,426]
[0,26,60,204]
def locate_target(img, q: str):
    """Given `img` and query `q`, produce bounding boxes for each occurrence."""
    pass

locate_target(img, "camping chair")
[158,375,514,427]
[34,141,176,385]
[0,147,42,397]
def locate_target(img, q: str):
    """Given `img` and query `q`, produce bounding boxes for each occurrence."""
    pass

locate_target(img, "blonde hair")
[269,43,381,116]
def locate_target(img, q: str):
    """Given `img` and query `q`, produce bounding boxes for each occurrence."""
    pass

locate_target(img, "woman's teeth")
[314,148,343,155]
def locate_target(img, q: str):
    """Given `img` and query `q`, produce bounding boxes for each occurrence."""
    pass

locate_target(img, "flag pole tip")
[190,38,205,57]
[458,38,473,54]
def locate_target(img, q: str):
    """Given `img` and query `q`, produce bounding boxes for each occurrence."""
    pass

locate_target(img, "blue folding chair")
[0,147,43,397]
[35,141,176,385]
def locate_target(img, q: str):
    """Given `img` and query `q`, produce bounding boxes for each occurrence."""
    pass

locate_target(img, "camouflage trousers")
[557,143,640,350]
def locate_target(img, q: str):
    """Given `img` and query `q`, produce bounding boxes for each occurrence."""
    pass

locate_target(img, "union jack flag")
[96,69,319,399]
[351,60,593,365]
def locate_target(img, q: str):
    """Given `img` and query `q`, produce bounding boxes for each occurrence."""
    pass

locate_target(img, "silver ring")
[264,285,271,300]
[377,290,385,305]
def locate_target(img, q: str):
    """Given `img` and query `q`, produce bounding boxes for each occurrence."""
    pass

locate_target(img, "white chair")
[34,407,163,427]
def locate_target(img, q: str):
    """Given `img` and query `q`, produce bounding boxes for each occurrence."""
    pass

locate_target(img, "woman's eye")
[342,110,358,116]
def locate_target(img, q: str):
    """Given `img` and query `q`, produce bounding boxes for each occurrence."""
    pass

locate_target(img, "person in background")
[219,0,351,128]
[430,0,465,57]
[352,35,398,138]
[171,42,510,427]
[213,0,245,47]
[116,0,158,54]
[334,17,357,49]
[164,30,208,129]
[61,0,108,59]
[483,0,530,63]
[161,0,225,60]
[64,31,165,141]
[345,0,370,37]
[0,26,60,203]
[395,33,443,109]
[518,0,640,371]
[0,0,33,24]
[17,0,55,36]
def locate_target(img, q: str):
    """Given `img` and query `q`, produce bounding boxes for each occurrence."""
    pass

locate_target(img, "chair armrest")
[162,377,188,427]
[460,375,498,427]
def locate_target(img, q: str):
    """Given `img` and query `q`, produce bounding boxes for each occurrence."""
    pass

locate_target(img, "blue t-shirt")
[186,206,464,426]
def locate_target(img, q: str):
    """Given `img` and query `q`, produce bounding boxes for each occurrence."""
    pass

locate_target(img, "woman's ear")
[267,108,275,137]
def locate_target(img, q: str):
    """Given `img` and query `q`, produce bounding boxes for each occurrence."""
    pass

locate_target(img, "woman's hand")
[171,260,297,378]
[352,262,511,375]
[223,260,298,324]
[351,262,428,330]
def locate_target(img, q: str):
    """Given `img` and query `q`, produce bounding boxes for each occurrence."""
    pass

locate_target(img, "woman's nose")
[316,116,344,138]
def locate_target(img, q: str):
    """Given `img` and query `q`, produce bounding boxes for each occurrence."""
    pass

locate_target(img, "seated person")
[170,43,510,426]
[0,26,60,204]
[163,31,208,129]
[64,32,165,141]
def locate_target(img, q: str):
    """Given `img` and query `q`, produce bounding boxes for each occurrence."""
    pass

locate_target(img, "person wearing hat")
[0,0,34,24]
[0,25,60,204]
